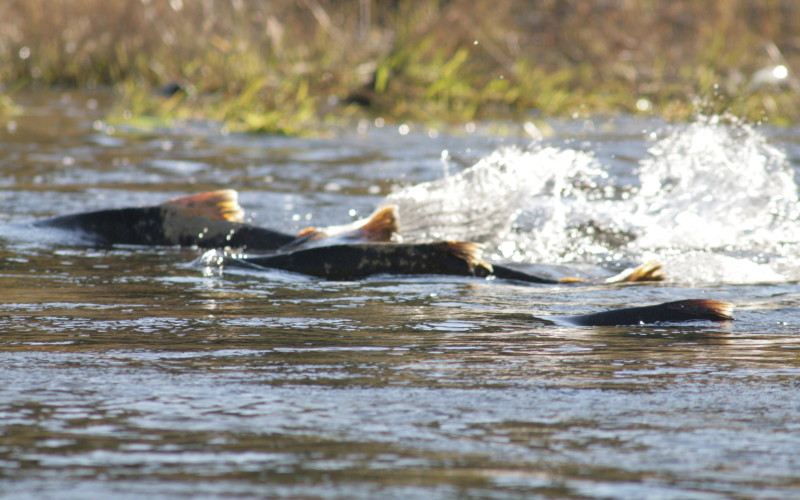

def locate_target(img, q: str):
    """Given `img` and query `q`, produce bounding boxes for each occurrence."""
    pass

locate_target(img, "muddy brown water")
[1,91,800,499]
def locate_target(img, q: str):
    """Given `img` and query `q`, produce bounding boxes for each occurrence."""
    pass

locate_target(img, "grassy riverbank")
[1,0,798,133]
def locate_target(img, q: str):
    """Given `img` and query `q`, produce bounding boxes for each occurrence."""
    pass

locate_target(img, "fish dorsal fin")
[667,299,735,321]
[564,298,735,326]
[354,205,399,242]
[605,260,665,283]
[434,241,494,275]
[292,205,400,246]
[161,190,245,222]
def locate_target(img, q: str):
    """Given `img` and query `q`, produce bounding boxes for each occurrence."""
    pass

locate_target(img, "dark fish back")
[234,243,482,280]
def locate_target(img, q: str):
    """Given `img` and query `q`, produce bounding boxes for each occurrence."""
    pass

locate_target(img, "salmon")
[225,241,664,284]
[29,190,398,250]
[561,299,734,326]
[229,241,498,281]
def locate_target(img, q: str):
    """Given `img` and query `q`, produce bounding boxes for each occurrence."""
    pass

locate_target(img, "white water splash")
[632,117,800,252]
[385,117,800,284]
[383,146,606,248]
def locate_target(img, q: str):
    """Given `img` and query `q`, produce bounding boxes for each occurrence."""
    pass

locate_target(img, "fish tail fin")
[605,260,664,283]
[161,190,245,222]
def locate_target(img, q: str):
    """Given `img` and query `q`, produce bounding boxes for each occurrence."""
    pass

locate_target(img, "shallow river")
[1,91,800,499]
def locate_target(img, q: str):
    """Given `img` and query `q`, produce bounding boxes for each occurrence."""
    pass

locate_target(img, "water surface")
[1,91,800,499]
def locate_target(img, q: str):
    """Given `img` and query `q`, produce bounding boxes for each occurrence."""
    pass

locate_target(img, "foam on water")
[386,117,800,284]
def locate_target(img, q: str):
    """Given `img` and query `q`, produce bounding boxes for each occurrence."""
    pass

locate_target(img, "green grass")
[1,0,799,133]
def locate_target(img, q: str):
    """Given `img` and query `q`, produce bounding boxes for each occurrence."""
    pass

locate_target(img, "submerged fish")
[560,299,735,326]
[224,241,664,284]
[24,190,398,250]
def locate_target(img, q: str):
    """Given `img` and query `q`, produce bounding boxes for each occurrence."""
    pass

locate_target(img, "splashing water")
[629,117,800,283]
[383,146,606,249]
[632,117,800,251]
[385,117,800,284]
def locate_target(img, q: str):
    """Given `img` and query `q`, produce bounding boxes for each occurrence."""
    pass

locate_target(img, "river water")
[1,91,800,499]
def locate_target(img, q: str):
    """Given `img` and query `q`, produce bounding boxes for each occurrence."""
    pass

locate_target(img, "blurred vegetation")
[0,0,798,133]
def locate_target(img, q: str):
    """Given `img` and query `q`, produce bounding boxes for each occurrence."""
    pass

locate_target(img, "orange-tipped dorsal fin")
[434,241,494,275]
[604,260,665,283]
[356,205,399,242]
[667,299,735,321]
[161,190,245,222]
[291,205,399,246]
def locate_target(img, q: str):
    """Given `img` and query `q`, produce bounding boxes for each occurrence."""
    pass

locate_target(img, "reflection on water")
[1,91,800,499]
